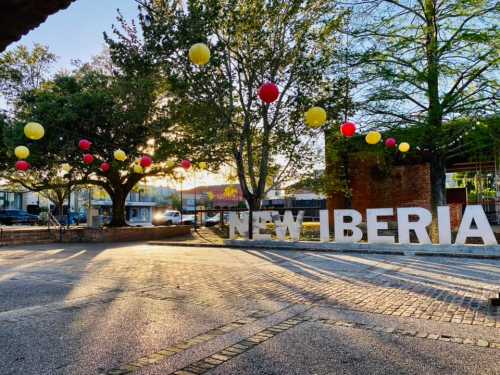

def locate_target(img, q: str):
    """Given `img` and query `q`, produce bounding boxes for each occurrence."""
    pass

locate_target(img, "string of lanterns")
[188,41,413,155]
[14,122,46,171]
[14,122,163,174]
[14,41,412,174]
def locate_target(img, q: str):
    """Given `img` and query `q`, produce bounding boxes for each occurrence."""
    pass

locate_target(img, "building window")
[127,207,151,222]
[0,192,22,210]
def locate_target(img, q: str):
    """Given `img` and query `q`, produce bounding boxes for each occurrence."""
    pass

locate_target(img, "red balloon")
[15,160,30,171]
[180,159,191,170]
[340,121,356,137]
[100,162,110,172]
[140,155,153,168]
[258,82,279,104]
[385,138,397,148]
[79,139,92,151]
[83,154,94,165]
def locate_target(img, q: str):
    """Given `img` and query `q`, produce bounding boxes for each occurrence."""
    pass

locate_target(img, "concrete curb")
[148,240,500,259]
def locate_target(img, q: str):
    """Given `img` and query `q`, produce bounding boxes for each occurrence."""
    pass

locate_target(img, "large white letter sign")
[366,208,395,244]
[397,207,432,244]
[252,211,272,240]
[334,209,363,243]
[274,211,304,241]
[229,212,248,239]
[437,206,452,245]
[455,205,497,245]
[319,210,330,242]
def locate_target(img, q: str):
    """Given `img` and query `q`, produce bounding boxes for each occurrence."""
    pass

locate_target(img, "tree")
[349,0,499,208]
[8,62,177,226]
[0,44,56,109]
[107,0,347,213]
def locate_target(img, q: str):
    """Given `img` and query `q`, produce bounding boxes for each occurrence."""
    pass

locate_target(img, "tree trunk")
[430,155,446,207]
[245,194,262,240]
[429,154,446,242]
[246,195,262,211]
[109,191,128,227]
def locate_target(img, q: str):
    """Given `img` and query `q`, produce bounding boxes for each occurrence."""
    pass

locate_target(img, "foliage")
[107,0,348,209]
[349,0,499,206]
[1,50,179,226]
[325,115,498,200]
[0,44,56,109]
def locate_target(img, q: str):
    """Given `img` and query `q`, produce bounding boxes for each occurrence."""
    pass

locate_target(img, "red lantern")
[100,162,110,172]
[83,154,94,165]
[181,159,191,170]
[340,121,356,137]
[140,155,153,168]
[15,160,30,171]
[385,138,397,149]
[258,82,279,104]
[79,139,92,151]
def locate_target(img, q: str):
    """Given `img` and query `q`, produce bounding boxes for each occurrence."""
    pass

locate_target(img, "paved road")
[0,242,499,375]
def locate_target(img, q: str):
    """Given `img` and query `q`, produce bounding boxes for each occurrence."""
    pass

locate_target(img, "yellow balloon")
[24,122,45,140]
[14,146,30,159]
[198,161,208,170]
[399,142,410,153]
[365,131,382,145]
[62,163,72,172]
[305,107,327,128]
[133,164,143,174]
[189,43,210,65]
[114,149,127,161]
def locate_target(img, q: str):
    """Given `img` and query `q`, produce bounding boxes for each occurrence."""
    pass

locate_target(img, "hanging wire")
[343,12,351,123]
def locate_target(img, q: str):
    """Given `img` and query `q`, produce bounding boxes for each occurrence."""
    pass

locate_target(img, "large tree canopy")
[107,0,348,210]
[3,59,178,226]
[348,0,499,207]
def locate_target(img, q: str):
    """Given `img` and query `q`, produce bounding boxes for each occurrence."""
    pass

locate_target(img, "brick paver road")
[0,242,499,375]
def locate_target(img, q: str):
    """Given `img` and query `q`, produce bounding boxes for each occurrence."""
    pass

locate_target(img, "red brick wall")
[328,158,432,218]
[0,225,191,245]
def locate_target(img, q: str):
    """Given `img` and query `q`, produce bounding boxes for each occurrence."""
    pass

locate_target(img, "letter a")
[455,205,497,245]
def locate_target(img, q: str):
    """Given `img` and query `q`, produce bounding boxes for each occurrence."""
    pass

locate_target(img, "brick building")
[327,155,466,230]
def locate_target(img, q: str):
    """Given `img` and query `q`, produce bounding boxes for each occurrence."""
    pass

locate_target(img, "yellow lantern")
[114,149,127,161]
[24,122,45,140]
[399,142,410,153]
[207,191,214,201]
[198,161,208,170]
[189,43,210,65]
[14,146,30,159]
[133,164,144,174]
[62,163,72,172]
[305,107,327,128]
[166,159,175,168]
[365,131,382,145]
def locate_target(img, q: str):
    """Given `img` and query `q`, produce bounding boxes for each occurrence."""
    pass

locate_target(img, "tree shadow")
[241,249,500,321]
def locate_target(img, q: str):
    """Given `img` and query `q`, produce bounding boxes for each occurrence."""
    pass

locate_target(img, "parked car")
[181,214,195,225]
[204,213,229,226]
[0,209,39,225]
[57,212,87,225]
[153,210,182,225]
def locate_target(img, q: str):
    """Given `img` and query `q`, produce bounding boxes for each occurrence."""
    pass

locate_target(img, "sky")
[4,0,228,189]
[7,0,138,72]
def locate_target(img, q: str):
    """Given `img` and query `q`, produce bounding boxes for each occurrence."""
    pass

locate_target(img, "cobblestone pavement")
[0,242,499,375]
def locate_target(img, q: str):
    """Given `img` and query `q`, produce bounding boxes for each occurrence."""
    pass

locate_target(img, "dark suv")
[0,209,39,225]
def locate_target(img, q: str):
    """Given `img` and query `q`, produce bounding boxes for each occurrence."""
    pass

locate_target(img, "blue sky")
[7,0,139,71]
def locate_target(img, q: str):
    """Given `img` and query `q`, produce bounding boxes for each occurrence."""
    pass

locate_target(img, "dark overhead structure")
[0,0,76,52]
